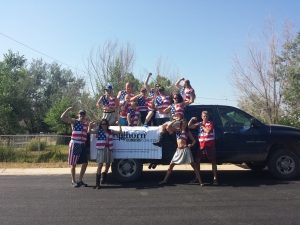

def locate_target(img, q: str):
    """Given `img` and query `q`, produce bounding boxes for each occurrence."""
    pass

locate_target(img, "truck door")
[216,106,268,162]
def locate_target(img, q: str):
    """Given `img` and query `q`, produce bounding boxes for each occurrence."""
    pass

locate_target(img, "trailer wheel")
[267,149,300,180]
[112,159,143,182]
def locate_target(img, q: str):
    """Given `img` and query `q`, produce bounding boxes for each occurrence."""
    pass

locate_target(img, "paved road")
[0,170,300,225]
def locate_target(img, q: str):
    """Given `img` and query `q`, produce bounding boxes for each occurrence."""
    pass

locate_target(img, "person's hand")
[181,78,185,81]
[191,117,197,121]
[149,73,152,76]
[188,144,192,148]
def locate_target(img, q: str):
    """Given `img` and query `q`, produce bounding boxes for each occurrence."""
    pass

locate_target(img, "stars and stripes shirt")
[99,95,117,110]
[96,129,113,150]
[137,96,152,112]
[176,131,188,142]
[155,95,171,112]
[196,121,215,149]
[119,90,134,102]
[71,120,88,143]
[182,87,195,103]
[170,102,185,117]
[128,108,140,126]
[119,101,130,118]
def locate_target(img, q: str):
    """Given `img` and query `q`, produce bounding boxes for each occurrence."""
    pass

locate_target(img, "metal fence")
[0,134,70,149]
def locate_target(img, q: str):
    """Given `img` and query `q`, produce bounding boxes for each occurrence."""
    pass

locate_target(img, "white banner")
[90,126,162,160]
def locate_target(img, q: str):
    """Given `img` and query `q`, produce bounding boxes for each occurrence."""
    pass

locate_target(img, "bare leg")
[144,111,154,125]
[160,163,175,184]
[70,165,76,183]
[191,162,203,186]
[97,163,103,175]
[212,160,218,185]
[78,163,88,182]
[104,163,111,173]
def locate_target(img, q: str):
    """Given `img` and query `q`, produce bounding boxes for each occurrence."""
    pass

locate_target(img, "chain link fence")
[0,134,70,150]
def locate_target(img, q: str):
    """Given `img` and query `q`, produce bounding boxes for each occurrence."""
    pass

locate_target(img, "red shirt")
[197,121,215,149]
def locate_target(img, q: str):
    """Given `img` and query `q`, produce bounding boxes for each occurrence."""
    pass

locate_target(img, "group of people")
[60,73,218,188]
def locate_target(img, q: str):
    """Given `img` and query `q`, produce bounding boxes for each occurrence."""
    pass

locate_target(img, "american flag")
[149,89,155,97]
[137,96,147,111]
[72,143,83,156]
[101,95,109,105]
[96,129,113,149]
[170,104,176,115]
[71,120,87,142]
[119,90,127,101]
[155,95,163,107]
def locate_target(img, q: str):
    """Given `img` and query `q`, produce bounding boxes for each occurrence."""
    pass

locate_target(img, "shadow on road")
[101,170,299,190]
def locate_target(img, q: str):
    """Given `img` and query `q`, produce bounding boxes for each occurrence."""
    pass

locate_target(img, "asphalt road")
[0,170,300,225]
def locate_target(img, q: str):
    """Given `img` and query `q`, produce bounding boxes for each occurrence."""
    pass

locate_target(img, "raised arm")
[188,117,198,129]
[175,77,184,89]
[144,73,152,91]
[60,107,75,124]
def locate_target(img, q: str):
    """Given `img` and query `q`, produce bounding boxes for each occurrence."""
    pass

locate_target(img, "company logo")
[113,130,147,142]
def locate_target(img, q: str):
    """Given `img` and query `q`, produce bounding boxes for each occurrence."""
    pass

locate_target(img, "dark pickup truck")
[111,105,300,181]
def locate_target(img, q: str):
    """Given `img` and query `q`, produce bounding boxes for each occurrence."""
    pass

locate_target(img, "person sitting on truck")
[143,83,160,127]
[188,111,218,185]
[175,77,196,104]
[159,119,203,186]
[117,82,135,103]
[153,86,171,126]
[89,119,122,189]
[96,84,119,126]
[164,92,188,120]
[127,100,141,126]
[60,107,89,188]
[130,87,153,125]
[118,94,131,126]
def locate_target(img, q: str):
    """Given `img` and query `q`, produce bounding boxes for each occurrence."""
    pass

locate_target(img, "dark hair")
[173,93,183,103]
[99,118,110,129]
[184,80,192,88]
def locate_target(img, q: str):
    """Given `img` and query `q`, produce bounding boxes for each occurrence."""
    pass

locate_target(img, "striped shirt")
[197,121,215,149]
[96,129,113,150]
[128,108,140,126]
[170,102,185,117]
[71,120,88,143]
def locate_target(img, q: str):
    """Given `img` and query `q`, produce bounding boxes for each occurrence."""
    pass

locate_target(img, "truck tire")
[267,149,300,180]
[245,162,266,172]
[112,159,143,182]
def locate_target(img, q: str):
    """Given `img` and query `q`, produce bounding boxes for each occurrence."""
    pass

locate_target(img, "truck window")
[218,107,252,132]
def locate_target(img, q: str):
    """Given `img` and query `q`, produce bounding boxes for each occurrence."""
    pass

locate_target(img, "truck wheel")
[245,162,266,172]
[112,159,143,182]
[267,150,300,180]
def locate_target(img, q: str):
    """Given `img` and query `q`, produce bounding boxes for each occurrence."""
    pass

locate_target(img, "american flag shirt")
[99,95,117,109]
[119,101,130,118]
[128,108,140,126]
[137,96,152,112]
[96,129,113,150]
[196,121,215,149]
[171,103,185,117]
[155,95,171,112]
[71,120,88,143]
[119,90,134,102]
[182,87,195,103]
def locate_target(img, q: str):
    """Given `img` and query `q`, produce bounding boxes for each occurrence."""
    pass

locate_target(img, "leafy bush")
[26,139,47,151]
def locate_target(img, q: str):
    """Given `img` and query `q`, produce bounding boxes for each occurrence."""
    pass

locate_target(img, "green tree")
[277,32,300,127]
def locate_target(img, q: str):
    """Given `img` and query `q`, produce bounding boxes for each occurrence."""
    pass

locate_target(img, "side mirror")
[251,118,260,128]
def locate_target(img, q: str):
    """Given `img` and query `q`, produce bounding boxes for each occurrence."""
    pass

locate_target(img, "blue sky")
[1,0,300,106]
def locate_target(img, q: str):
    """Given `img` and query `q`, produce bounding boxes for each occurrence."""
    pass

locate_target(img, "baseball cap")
[104,83,113,90]
[78,110,86,115]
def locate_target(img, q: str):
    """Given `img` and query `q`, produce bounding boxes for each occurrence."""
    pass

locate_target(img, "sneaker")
[143,124,148,128]
[72,182,80,188]
[77,181,88,187]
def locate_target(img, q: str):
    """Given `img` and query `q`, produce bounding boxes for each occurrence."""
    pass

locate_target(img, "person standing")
[96,84,119,126]
[89,119,122,189]
[117,82,134,103]
[159,120,203,186]
[188,111,218,185]
[61,107,89,188]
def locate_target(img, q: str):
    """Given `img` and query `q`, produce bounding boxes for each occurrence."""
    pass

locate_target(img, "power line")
[0,31,85,75]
